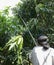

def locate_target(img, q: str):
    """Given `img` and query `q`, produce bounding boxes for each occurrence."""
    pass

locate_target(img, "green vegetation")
[0,0,54,65]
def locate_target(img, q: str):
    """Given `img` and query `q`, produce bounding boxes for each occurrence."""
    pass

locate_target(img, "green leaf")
[9,42,16,51]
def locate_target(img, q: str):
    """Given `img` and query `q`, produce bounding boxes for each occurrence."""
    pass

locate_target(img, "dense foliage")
[12,0,54,47]
[0,35,23,65]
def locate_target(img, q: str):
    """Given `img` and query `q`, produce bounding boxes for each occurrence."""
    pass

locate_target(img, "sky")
[0,0,21,10]
[0,0,21,16]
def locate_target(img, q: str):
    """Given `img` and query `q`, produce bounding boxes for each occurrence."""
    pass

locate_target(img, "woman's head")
[37,35,49,49]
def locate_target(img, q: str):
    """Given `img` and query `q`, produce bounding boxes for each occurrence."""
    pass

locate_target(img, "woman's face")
[38,35,49,46]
